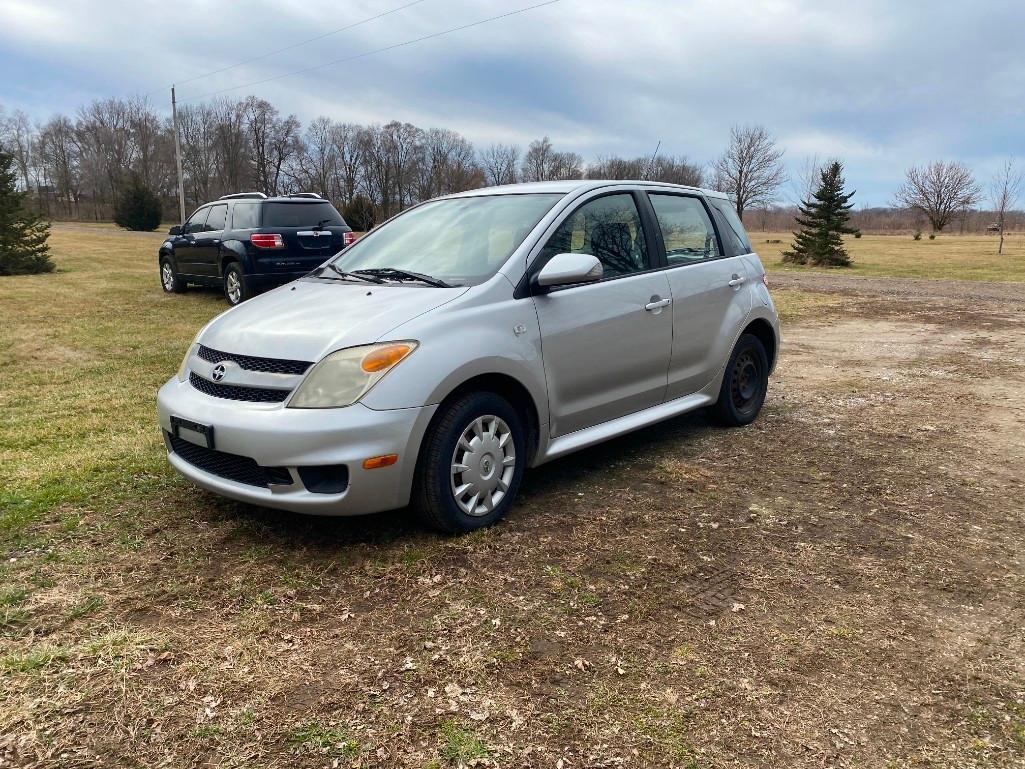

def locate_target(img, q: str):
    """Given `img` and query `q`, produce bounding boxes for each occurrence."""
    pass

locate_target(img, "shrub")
[913,231,922,240]
[0,145,53,276]
[341,195,376,232]
[854,231,862,239]
[114,177,162,231]
[928,233,936,240]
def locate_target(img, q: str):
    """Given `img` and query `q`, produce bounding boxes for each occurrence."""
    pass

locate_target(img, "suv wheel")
[414,392,526,534]
[712,333,769,426]
[159,257,187,294]
[223,261,249,305]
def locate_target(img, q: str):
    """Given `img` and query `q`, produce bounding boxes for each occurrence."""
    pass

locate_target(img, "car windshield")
[327,193,563,286]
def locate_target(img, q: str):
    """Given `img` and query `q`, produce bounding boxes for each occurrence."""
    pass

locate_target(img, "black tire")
[223,261,250,306]
[712,333,769,426]
[159,256,187,294]
[413,391,527,534]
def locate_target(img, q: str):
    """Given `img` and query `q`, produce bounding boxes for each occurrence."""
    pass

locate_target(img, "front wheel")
[712,333,769,426]
[413,392,526,534]
[159,257,187,294]
[223,261,250,306]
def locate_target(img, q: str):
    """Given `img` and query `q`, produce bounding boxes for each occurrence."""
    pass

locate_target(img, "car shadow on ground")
[202,407,721,554]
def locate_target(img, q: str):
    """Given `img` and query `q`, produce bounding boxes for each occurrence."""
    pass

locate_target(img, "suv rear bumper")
[157,377,437,515]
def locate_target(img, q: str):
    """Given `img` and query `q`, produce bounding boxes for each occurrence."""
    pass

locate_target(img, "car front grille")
[167,432,292,488]
[189,372,291,403]
[197,344,312,376]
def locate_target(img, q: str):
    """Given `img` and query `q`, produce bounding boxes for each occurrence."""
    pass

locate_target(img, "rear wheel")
[413,392,526,534]
[712,333,769,426]
[223,261,250,306]
[159,257,187,294]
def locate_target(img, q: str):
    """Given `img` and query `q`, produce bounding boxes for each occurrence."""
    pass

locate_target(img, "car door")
[644,192,753,399]
[193,203,227,277]
[531,191,673,437]
[174,206,210,276]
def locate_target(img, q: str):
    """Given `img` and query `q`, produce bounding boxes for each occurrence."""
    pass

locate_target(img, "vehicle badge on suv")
[212,364,226,382]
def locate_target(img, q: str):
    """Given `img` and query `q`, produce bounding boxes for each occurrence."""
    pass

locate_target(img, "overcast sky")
[1,0,1022,205]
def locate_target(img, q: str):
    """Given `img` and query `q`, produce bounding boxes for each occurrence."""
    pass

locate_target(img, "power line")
[183,0,561,104]
[146,0,429,98]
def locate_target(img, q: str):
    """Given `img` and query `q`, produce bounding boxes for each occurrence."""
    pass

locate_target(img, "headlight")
[177,339,199,382]
[288,342,417,409]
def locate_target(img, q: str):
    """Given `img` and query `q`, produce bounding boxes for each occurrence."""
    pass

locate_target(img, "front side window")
[205,204,228,232]
[540,193,649,278]
[330,193,563,286]
[183,207,209,234]
[648,194,720,264]
[232,202,261,229]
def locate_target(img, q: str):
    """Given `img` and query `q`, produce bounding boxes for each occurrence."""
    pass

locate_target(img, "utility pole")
[171,85,186,225]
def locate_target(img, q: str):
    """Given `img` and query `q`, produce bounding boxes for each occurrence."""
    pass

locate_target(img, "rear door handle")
[728,275,746,287]
[644,297,671,311]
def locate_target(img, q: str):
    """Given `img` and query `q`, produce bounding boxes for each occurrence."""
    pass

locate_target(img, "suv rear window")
[262,202,344,228]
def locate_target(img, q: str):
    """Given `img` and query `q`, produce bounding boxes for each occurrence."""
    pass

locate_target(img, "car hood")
[199,278,468,363]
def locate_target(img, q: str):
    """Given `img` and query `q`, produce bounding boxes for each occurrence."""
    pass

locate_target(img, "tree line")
[0,97,1019,238]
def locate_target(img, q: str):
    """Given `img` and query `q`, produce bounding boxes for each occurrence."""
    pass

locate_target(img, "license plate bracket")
[170,416,215,450]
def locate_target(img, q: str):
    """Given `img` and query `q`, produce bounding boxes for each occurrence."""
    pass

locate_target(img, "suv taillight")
[251,233,284,249]
[343,232,357,247]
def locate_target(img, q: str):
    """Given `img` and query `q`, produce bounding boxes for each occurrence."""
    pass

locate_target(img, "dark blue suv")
[159,193,355,305]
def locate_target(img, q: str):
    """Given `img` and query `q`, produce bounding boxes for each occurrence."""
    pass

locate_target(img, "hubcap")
[161,263,173,290]
[450,415,516,517]
[730,350,762,413]
[226,272,241,303]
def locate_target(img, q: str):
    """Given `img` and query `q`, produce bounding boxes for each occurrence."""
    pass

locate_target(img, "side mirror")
[168,225,182,236]
[536,252,603,288]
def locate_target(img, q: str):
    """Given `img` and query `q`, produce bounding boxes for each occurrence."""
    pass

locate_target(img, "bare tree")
[711,125,787,220]
[790,154,822,206]
[521,136,582,182]
[479,143,519,186]
[893,160,981,232]
[990,158,1022,254]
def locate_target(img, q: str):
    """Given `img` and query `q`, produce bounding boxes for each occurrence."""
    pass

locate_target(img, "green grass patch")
[439,720,489,763]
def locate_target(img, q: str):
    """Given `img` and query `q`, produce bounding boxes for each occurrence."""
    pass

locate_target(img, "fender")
[217,240,250,276]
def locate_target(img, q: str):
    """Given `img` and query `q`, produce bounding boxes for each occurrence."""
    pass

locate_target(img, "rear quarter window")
[707,197,753,256]
[262,202,345,228]
[232,202,261,229]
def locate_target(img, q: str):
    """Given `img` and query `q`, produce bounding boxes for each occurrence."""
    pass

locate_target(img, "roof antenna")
[643,140,662,180]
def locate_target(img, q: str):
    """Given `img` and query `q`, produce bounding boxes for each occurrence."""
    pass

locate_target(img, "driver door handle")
[728,274,746,287]
[644,297,671,311]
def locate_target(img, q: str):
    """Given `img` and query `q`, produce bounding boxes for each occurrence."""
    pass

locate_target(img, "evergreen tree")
[114,175,163,231]
[783,160,859,267]
[0,145,53,276]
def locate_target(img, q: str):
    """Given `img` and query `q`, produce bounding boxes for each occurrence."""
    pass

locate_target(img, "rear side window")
[706,197,752,256]
[541,193,649,278]
[262,202,344,228]
[205,204,228,232]
[648,194,721,264]
[232,202,261,229]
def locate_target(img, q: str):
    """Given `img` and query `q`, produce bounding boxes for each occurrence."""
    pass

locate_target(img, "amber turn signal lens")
[361,344,413,373]
[362,454,398,470]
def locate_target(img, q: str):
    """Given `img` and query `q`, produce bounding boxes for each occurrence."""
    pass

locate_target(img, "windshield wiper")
[314,263,386,283]
[354,268,453,288]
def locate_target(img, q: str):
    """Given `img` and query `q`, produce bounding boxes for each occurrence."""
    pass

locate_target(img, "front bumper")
[157,377,437,515]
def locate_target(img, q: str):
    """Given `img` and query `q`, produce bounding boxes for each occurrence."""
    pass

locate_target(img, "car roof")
[443,179,729,200]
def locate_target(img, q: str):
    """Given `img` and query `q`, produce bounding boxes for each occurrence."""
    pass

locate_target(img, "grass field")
[758,230,1025,282]
[2,225,1025,767]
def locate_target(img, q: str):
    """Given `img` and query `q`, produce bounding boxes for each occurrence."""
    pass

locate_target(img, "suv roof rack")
[286,192,323,199]
[219,192,268,200]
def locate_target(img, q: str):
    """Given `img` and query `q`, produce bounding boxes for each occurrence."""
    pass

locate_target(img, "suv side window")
[232,202,261,229]
[706,197,752,256]
[183,207,209,235]
[648,194,721,264]
[205,204,228,232]
[541,193,649,278]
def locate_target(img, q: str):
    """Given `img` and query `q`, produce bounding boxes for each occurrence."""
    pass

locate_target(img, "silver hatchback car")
[157,180,779,533]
